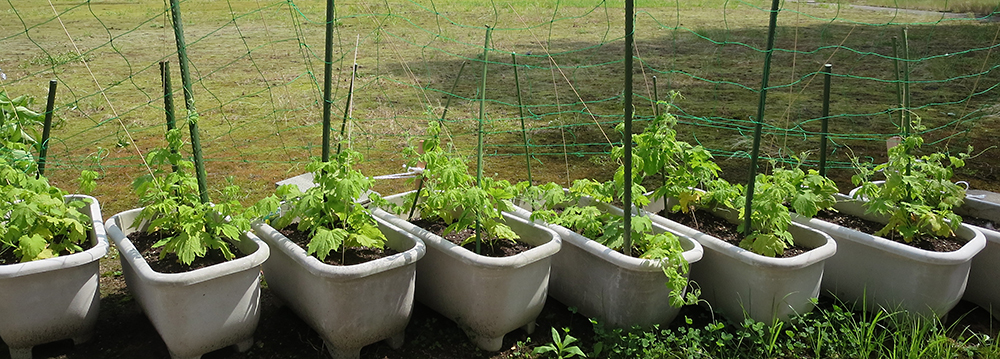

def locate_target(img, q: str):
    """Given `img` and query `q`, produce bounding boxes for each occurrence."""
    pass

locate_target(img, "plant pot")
[0,195,109,359]
[509,196,704,329]
[376,191,561,352]
[250,208,425,359]
[795,193,985,318]
[955,191,1000,319]
[645,197,837,323]
[105,208,269,359]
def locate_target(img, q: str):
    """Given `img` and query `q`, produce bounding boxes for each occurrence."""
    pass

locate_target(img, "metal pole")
[160,61,179,173]
[37,79,57,177]
[321,0,335,161]
[512,53,533,184]
[819,64,832,177]
[441,62,467,128]
[475,25,492,255]
[901,28,912,136]
[623,0,635,256]
[169,0,209,203]
[652,75,659,117]
[337,63,357,155]
[742,0,782,237]
[892,36,904,134]
[901,28,912,182]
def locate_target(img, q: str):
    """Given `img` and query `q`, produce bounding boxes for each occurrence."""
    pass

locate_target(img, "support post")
[652,75,659,117]
[160,61,179,173]
[322,0,335,161]
[623,0,635,256]
[169,0,209,203]
[37,79,58,177]
[892,36,906,133]
[475,25,492,255]
[742,0,782,237]
[337,63,357,155]
[819,64,832,177]
[901,28,912,136]
[512,53,533,184]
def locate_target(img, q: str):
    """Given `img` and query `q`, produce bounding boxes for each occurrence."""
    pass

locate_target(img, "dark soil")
[0,235,94,265]
[127,231,247,274]
[964,216,998,231]
[667,209,809,258]
[815,210,967,252]
[409,218,533,257]
[278,226,398,266]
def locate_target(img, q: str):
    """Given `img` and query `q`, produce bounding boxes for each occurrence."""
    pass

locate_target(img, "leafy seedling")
[131,128,254,266]
[852,132,969,242]
[254,148,387,262]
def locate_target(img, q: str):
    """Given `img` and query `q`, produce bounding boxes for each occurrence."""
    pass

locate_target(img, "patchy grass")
[850,0,1000,15]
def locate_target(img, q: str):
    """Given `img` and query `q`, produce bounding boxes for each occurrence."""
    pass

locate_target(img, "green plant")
[736,161,839,257]
[533,327,586,358]
[586,294,999,359]
[401,121,520,248]
[851,134,970,242]
[1,90,96,263]
[254,148,387,262]
[131,129,255,266]
[0,160,92,262]
[521,175,696,306]
[1,90,46,173]
[635,97,737,217]
[629,99,838,257]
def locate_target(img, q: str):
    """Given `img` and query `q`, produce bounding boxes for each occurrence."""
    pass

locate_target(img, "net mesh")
[1,0,998,215]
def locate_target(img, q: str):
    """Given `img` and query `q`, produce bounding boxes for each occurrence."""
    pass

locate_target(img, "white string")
[371,166,423,180]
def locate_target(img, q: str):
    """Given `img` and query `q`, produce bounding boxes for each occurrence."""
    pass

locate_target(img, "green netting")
[1,0,998,215]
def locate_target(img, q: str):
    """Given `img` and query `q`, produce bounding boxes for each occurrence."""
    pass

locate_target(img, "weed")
[534,327,586,358]
[23,51,91,68]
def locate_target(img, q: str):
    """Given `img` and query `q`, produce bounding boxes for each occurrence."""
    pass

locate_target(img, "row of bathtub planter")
[644,192,988,322]
[957,192,1000,319]
[378,191,560,352]
[106,208,270,359]
[251,208,425,359]
[644,197,837,323]
[5,190,998,359]
[797,193,985,318]
[101,188,557,358]
[509,196,705,329]
[0,195,108,359]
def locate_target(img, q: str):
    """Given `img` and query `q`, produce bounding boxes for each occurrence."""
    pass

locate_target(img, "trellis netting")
[1,0,998,215]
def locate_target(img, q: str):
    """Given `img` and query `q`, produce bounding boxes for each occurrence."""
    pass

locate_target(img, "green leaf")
[308,228,346,261]
[16,234,48,262]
